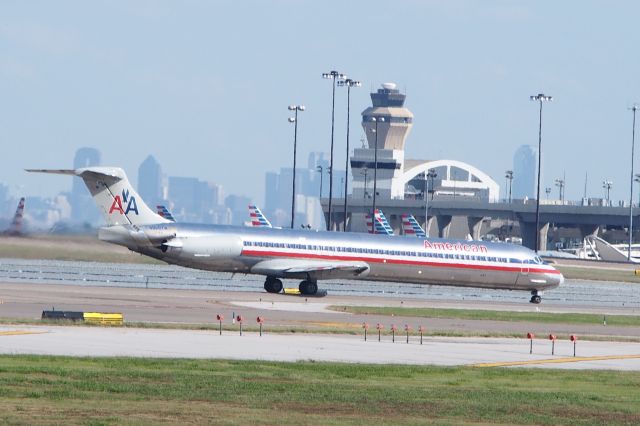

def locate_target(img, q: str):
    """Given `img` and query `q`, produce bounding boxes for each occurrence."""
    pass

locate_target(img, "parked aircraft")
[365,209,394,235]
[156,205,176,222]
[401,214,426,238]
[3,197,25,236]
[27,167,563,303]
[248,205,272,228]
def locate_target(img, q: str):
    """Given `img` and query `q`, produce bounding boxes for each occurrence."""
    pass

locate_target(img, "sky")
[2,1,640,206]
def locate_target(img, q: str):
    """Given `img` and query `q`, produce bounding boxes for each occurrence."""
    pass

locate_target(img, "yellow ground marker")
[0,330,48,337]
[472,354,640,368]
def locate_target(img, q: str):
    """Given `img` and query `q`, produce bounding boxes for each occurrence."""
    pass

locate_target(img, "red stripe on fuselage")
[240,249,561,275]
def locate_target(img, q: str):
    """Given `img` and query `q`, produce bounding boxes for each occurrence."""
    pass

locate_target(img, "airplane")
[27,167,563,303]
[365,209,394,235]
[156,205,176,222]
[401,213,426,238]
[248,205,272,228]
[3,197,25,236]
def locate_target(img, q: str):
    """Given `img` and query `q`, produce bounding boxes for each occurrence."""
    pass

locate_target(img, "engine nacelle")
[170,234,243,259]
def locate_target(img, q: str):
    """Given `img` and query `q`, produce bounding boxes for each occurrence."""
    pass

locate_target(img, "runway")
[2,257,640,369]
[1,325,639,370]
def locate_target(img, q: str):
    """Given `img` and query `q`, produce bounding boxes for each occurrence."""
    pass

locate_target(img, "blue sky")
[1,1,640,205]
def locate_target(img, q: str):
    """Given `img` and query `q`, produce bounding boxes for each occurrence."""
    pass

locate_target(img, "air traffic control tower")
[351,83,413,199]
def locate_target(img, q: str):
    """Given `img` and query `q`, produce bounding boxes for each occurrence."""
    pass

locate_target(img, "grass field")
[0,235,161,264]
[556,264,640,283]
[0,355,638,425]
[330,306,640,327]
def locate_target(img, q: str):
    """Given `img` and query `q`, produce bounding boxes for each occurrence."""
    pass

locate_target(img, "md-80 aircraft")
[27,167,563,303]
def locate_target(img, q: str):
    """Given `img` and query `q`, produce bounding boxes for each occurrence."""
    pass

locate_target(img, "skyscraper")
[70,147,101,224]
[138,155,164,207]
[512,145,537,200]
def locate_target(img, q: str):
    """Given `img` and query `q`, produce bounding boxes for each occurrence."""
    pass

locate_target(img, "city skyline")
[2,2,640,207]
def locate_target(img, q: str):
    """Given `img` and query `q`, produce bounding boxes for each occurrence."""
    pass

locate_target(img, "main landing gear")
[530,290,542,304]
[263,276,319,295]
[264,276,283,294]
[298,280,318,296]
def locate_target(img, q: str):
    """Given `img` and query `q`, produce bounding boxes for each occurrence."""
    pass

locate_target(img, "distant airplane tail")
[401,214,426,238]
[156,205,176,222]
[26,167,170,226]
[248,205,272,228]
[365,209,394,235]
[7,197,25,235]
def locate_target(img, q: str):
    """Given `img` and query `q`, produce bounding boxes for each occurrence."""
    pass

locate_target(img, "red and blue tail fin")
[365,209,394,235]
[401,213,426,238]
[248,205,272,228]
[156,205,176,222]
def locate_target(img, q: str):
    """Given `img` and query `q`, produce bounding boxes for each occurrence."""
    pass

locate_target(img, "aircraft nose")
[550,268,564,287]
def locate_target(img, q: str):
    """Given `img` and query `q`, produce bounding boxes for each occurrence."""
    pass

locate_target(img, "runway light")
[237,315,244,336]
[418,325,425,345]
[216,314,224,335]
[257,316,265,336]
[549,334,557,355]
[570,334,578,357]
[404,324,412,344]
[376,323,384,342]
[391,324,398,343]
[527,332,535,354]
[362,322,369,341]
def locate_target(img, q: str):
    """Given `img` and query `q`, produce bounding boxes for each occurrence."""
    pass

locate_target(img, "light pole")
[361,167,369,199]
[288,104,305,229]
[322,70,346,231]
[316,165,324,199]
[545,187,551,199]
[505,170,513,203]
[338,78,361,232]
[629,105,638,260]
[635,174,640,206]
[424,169,437,237]
[370,116,384,233]
[530,93,553,253]
[555,178,565,202]
[603,180,613,205]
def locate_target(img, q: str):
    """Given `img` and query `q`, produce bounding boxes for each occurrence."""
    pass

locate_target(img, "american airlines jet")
[27,167,563,303]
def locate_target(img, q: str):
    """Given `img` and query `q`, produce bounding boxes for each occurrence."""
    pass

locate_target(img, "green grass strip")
[0,356,638,425]
[330,305,640,327]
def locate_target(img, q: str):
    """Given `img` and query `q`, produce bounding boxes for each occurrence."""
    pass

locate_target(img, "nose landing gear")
[529,290,542,304]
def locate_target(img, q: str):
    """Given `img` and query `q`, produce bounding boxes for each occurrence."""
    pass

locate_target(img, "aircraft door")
[520,260,529,275]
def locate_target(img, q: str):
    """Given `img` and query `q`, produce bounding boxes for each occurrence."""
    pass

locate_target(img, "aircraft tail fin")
[248,204,272,227]
[365,209,394,235]
[156,205,176,222]
[401,214,426,238]
[26,167,170,226]
[7,197,25,235]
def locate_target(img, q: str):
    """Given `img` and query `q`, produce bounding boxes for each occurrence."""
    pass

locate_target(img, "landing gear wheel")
[299,280,318,295]
[529,290,542,304]
[264,277,283,293]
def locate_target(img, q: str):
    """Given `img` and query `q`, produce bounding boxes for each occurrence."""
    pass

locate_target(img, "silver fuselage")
[100,222,563,292]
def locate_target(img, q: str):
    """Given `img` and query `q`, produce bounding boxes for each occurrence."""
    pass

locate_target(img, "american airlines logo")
[109,189,139,215]
[423,240,488,253]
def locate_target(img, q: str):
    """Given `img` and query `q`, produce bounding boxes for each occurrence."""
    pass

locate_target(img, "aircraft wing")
[250,258,370,280]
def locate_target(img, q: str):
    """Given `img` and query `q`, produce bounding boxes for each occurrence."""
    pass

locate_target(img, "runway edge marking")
[472,354,640,368]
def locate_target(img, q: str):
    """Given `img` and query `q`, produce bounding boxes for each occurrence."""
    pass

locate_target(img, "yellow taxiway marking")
[0,330,48,337]
[473,354,640,368]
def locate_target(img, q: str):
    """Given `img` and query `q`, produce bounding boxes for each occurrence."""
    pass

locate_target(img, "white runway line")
[0,325,639,370]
